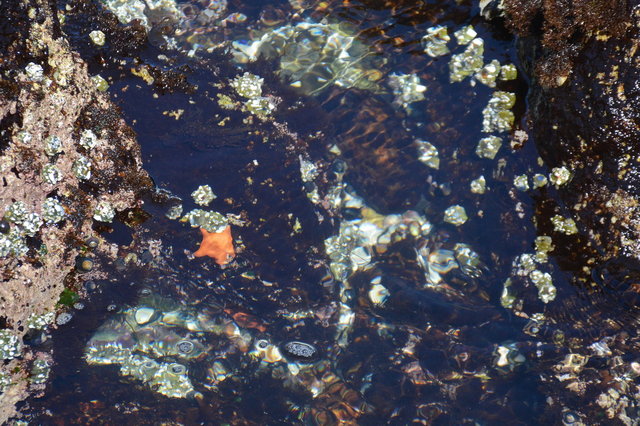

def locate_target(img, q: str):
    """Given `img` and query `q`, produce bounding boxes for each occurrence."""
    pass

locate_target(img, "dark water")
[19,0,632,424]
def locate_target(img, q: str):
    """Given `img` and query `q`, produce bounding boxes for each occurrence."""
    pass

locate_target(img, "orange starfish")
[194,225,235,266]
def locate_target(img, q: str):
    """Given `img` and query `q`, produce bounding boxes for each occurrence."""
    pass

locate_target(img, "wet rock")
[0,0,152,421]
[281,340,318,361]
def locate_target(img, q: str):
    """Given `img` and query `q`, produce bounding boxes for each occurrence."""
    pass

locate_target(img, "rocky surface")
[0,0,151,422]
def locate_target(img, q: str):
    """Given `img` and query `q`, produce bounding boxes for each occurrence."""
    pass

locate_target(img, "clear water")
[20,0,625,424]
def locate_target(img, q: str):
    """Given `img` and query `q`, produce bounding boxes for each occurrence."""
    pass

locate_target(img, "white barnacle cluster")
[41,164,62,185]
[324,189,433,283]
[470,175,487,194]
[30,359,51,385]
[191,185,217,206]
[72,155,92,180]
[42,198,66,224]
[549,166,572,186]
[79,129,99,150]
[506,240,558,304]
[44,135,63,156]
[422,26,450,57]
[551,214,578,235]
[476,135,502,160]
[93,200,116,223]
[182,209,228,233]
[387,73,426,113]
[0,330,21,360]
[230,72,275,116]
[25,62,44,82]
[482,91,516,133]
[443,205,468,226]
[0,201,51,256]
[27,312,55,330]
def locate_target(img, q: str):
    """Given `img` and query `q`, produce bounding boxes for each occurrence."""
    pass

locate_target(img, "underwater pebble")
[281,341,318,360]
[443,205,468,226]
[191,185,217,206]
[368,282,390,306]
[135,307,155,325]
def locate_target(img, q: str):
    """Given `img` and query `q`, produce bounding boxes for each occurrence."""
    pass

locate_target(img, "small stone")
[89,30,106,46]
[0,219,9,234]
[191,185,216,206]
[444,205,468,226]
[56,312,73,325]
[476,136,502,159]
[75,256,94,272]
[388,73,426,112]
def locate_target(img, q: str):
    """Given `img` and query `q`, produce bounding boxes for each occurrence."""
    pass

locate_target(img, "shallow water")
[18,0,637,424]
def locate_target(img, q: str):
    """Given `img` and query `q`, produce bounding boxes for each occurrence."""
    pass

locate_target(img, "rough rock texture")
[499,1,640,422]
[0,0,151,422]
